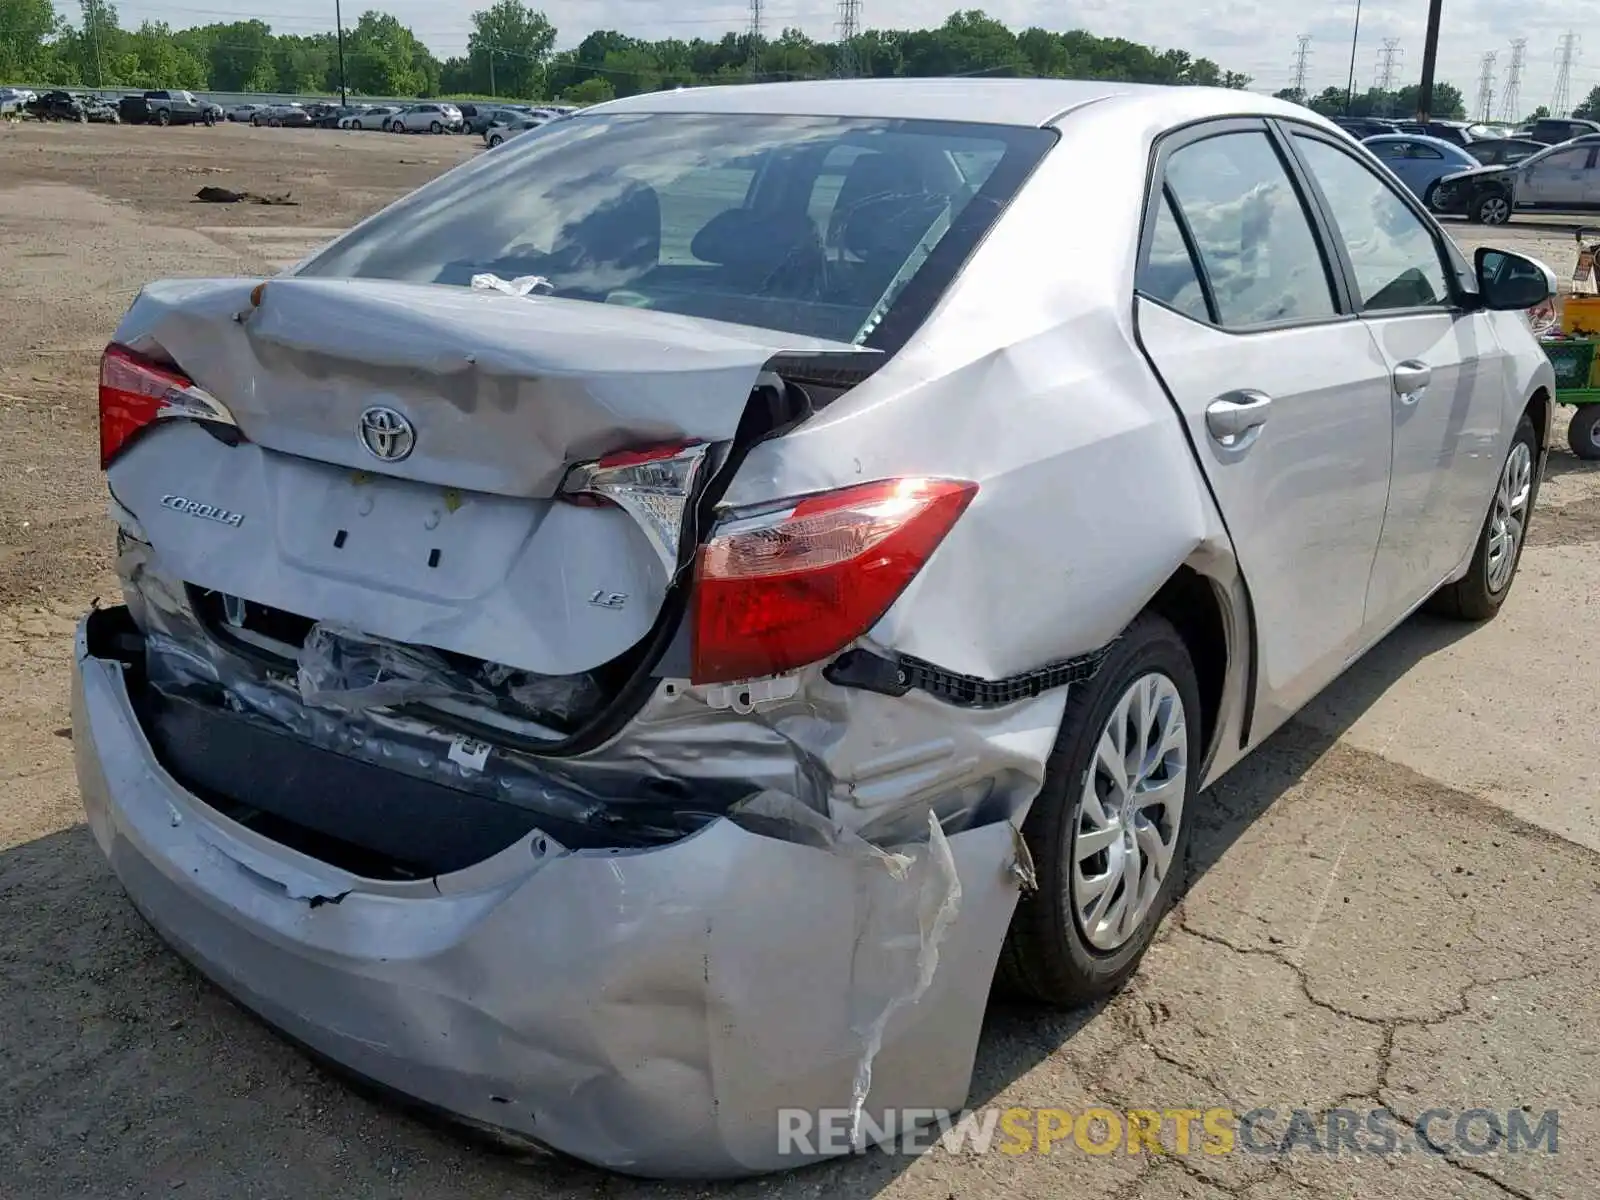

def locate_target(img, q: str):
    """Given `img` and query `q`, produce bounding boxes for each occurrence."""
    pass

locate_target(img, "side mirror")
[1474,247,1556,311]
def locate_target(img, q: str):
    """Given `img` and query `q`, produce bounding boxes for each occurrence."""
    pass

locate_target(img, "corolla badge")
[160,494,244,527]
[358,406,416,462]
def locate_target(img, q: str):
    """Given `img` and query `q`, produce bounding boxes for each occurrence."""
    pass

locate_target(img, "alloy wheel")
[1486,440,1533,593]
[1479,195,1511,225]
[1071,672,1188,952]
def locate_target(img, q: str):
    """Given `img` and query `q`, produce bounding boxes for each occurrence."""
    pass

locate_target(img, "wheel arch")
[1142,562,1243,781]
[1525,385,1552,455]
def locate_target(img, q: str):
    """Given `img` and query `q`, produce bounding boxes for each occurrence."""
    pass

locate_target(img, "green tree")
[344,11,437,96]
[0,0,62,80]
[127,20,206,87]
[196,20,275,91]
[1523,104,1550,124]
[466,0,555,99]
[1573,90,1600,120]
[561,75,613,105]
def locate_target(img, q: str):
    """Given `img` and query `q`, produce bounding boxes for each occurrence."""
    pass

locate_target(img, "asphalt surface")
[0,120,1597,1200]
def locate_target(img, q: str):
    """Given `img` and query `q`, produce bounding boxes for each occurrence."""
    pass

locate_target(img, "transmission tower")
[1290,34,1312,98]
[1375,39,1402,113]
[1554,32,1578,116]
[835,0,862,77]
[746,0,763,78]
[1498,38,1527,122]
[1473,51,1497,122]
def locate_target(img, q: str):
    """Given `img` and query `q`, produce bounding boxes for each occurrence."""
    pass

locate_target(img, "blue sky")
[53,0,1600,115]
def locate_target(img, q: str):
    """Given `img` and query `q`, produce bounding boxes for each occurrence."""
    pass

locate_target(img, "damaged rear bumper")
[72,613,1027,1177]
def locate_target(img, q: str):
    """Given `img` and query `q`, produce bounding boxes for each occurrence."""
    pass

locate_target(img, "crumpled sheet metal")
[76,618,1026,1176]
[106,542,1045,1172]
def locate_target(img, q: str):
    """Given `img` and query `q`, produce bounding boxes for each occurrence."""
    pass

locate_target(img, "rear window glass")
[300,112,1053,347]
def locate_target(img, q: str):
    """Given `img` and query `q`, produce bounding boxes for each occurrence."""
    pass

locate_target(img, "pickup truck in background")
[118,90,220,126]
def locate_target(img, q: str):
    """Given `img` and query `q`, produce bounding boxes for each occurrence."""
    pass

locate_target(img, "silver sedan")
[73,78,1555,1177]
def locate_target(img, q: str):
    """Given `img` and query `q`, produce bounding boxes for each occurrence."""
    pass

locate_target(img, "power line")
[1473,50,1496,123]
[747,0,763,78]
[1374,38,1400,113]
[834,0,860,77]
[1290,34,1311,97]
[1498,38,1525,122]
[1554,31,1579,116]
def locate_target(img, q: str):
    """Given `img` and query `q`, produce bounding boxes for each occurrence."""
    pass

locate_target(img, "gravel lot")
[2,120,1598,1200]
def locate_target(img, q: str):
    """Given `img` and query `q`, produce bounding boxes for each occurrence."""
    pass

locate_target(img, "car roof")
[589,77,1331,130]
[1364,133,1466,151]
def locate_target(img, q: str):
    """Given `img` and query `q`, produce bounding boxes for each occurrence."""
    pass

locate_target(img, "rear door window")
[1162,130,1338,327]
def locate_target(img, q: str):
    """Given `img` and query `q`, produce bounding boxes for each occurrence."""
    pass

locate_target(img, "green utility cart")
[1539,228,1600,460]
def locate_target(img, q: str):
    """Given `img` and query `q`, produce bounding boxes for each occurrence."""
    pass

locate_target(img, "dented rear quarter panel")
[725,96,1237,685]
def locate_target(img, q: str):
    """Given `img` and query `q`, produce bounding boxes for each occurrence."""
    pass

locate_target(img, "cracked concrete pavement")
[1,122,1599,1199]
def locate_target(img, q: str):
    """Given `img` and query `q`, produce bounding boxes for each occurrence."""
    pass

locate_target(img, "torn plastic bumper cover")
[76,557,1054,1175]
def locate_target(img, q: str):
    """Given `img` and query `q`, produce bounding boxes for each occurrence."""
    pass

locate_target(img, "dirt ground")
[2,121,1599,1200]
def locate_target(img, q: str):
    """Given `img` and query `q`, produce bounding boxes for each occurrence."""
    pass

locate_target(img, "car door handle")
[1393,360,1432,403]
[1204,390,1273,447]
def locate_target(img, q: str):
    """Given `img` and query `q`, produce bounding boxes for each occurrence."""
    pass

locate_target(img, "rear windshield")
[299,112,1053,347]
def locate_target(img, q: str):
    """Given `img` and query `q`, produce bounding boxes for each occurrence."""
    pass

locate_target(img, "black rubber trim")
[824,644,1112,708]
[137,687,653,876]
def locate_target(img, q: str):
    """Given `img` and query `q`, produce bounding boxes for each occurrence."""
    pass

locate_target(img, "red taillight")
[690,477,978,685]
[98,344,194,469]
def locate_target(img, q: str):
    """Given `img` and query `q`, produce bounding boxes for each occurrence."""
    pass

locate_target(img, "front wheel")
[1422,180,1441,211]
[155,108,170,127]
[1569,404,1600,461]
[489,133,503,147]
[1473,190,1512,225]
[390,122,406,134]
[203,111,216,126]
[998,612,1199,1006]
[430,120,442,133]
[252,116,262,127]
[1427,412,1539,620]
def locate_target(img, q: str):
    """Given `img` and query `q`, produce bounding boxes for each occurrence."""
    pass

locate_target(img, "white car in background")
[226,103,264,123]
[389,102,463,134]
[338,106,397,131]
[1,87,36,115]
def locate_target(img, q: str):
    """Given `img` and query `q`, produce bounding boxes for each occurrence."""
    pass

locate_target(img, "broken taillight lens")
[560,442,710,570]
[690,477,978,685]
[98,344,232,469]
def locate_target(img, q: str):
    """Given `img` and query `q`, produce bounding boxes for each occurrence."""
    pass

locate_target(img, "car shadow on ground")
[0,612,1482,1199]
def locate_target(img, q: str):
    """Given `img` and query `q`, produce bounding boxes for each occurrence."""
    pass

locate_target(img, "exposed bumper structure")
[73,615,1027,1177]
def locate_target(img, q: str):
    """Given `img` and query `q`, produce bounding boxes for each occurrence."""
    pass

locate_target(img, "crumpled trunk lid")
[108,277,868,678]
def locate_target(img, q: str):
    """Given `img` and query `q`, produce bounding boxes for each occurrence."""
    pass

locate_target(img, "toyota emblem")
[358,406,415,462]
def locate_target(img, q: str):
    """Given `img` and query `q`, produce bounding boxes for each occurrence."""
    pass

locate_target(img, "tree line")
[0,0,1252,103]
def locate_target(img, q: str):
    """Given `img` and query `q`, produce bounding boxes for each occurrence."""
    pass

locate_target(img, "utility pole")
[1498,38,1525,122]
[334,0,347,105]
[747,0,763,79]
[1416,0,1443,121]
[1374,38,1401,114]
[489,50,496,97]
[1343,0,1363,114]
[1473,51,1497,123]
[1290,34,1311,101]
[835,0,861,78]
[1553,32,1578,117]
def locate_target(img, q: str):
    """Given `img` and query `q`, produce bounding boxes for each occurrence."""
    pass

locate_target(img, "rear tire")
[391,122,405,134]
[489,134,503,147]
[997,613,1199,1007]
[1422,180,1441,211]
[1568,405,1600,460]
[1427,412,1539,620]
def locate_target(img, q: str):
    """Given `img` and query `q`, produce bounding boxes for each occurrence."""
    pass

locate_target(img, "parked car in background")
[226,103,265,123]
[336,105,391,130]
[80,95,120,123]
[1333,116,1399,139]
[1361,133,1480,207]
[76,80,1557,1178]
[484,113,548,146]
[253,103,311,128]
[0,86,35,115]
[120,90,216,126]
[25,90,92,121]
[1466,137,1547,166]
[1389,119,1485,146]
[390,101,464,133]
[466,104,526,135]
[1522,117,1600,145]
[1430,138,1600,223]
